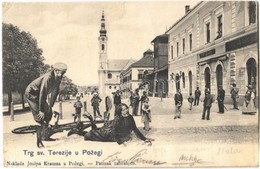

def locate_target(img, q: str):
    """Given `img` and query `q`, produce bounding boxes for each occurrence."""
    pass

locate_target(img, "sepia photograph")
[2,1,259,168]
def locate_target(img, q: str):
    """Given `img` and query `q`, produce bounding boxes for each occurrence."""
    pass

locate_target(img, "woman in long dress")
[242,85,256,114]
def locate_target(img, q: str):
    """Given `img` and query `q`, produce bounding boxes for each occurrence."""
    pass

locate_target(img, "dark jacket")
[91,96,102,106]
[113,94,121,105]
[217,89,225,102]
[194,89,201,97]
[25,70,61,109]
[174,92,183,105]
[203,93,213,108]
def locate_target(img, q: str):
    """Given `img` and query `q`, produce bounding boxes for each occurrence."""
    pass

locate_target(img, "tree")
[2,23,45,111]
[59,76,78,100]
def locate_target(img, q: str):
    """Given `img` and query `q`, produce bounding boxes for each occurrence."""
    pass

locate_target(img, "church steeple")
[99,11,107,37]
[98,10,108,70]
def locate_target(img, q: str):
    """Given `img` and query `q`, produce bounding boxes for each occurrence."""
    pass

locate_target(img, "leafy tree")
[2,23,45,111]
[59,76,78,100]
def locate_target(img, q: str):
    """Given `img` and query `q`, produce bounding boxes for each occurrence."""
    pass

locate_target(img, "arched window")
[182,72,185,88]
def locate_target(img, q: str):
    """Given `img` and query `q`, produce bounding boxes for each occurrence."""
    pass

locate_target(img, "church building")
[98,11,136,97]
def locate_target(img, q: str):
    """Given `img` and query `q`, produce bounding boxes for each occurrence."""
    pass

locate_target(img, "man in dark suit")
[217,86,225,113]
[25,62,67,147]
[174,89,183,119]
[113,90,121,116]
[194,87,201,106]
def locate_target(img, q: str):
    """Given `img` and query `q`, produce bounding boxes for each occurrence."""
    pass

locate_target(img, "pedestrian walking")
[113,90,121,116]
[202,90,214,120]
[25,62,67,147]
[132,89,140,116]
[91,92,102,119]
[174,89,183,119]
[73,96,83,123]
[140,91,148,115]
[242,85,256,114]
[217,86,225,113]
[142,98,151,131]
[194,87,201,106]
[187,93,194,110]
[230,83,239,109]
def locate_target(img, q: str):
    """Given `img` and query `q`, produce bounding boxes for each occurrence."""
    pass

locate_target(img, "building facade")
[120,49,154,98]
[166,1,258,105]
[143,34,169,97]
[98,11,134,97]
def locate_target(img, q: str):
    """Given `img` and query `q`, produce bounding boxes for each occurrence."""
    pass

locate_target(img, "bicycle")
[12,96,112,147]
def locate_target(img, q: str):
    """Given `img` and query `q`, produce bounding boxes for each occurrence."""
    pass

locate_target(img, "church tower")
[98,11,107,95]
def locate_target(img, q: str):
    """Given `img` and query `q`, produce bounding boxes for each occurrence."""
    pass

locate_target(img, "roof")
[107,59,132,71]
[151,34,169,43]
[165,1,203,34]
[144,49,153,53]
[121,59,138,70]
[131,55,154,68]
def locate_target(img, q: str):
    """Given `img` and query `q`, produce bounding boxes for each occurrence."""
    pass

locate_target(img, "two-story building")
[142,34,169,97]
[166,2,258,105]
[120,49,154,98]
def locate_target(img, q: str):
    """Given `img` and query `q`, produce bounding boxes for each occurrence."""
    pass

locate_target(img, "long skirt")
[242,100,256,114]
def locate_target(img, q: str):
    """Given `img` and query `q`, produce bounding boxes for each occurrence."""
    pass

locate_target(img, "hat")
[93,92,98,95]
[232,83,236,87]
[53,62,67,71]
[247,85,253,89]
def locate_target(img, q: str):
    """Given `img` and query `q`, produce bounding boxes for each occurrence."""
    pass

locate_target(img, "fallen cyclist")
[68,103,154,146]
[25,62,67,148]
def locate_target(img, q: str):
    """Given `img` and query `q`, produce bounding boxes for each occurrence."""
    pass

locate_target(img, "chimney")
[185,5,190,14]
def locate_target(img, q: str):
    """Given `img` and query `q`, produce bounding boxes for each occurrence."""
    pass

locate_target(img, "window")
[171,45,173,59]
[109,86,112,89]
[216,15,222,39]
[138,72,143,80]
[189,34,192,51]
[114,86,117,89]
[176,42,179,56]
[102,44,105,51]
[206,23,210,43]
[182,38,185,54]
[182,72,185,88]
[107,73,112,79]
[249,2,256,24]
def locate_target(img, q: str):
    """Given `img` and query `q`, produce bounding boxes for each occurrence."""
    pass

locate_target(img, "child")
[141,98,151,131]
[91,92,102,119]
[74,96,83,123]
[187,93,194,110]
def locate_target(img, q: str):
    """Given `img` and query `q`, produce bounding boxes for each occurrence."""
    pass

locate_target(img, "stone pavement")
[2,95,258,135]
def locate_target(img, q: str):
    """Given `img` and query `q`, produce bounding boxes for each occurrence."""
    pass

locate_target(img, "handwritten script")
[172,154,212,167]
[100,149,166,166]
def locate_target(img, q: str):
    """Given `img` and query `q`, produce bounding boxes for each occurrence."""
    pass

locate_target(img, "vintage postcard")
[2,1,259,168]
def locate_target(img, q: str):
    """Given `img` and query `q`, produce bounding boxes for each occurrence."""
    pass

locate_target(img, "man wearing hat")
[25,62,67,148]
[217,86,225,113]
[174,89,183,119]
[230,83,239,109]
[113,90,121,116]
[91,92,102,119]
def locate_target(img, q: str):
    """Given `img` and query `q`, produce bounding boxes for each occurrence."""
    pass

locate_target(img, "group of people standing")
[173,83,257,121]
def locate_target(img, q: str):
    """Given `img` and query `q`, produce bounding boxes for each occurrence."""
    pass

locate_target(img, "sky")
[2,0,199,86]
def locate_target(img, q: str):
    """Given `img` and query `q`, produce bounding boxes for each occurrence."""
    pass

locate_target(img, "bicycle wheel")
[12,125,37,134]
